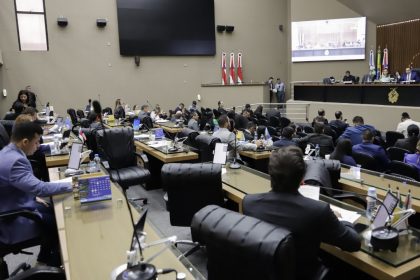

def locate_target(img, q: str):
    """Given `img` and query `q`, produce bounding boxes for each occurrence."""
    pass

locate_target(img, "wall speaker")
[57,17,68,27]
[97,19,107,28]
[216,25,226,32]
[225,26,234,33]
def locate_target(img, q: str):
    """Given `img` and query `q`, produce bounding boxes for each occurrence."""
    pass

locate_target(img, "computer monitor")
[68,142,83,170]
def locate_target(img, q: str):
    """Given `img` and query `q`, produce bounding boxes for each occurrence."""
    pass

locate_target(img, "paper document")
[298,185,320,201]
[330,205,361,224]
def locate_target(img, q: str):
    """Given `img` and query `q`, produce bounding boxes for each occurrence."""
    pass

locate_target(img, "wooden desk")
[221,166,420,280]
[135,140,198,189]
[49,169,203,280]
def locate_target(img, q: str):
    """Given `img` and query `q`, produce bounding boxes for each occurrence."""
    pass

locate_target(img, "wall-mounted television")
[116,0,215,56]
[291,17,366,62]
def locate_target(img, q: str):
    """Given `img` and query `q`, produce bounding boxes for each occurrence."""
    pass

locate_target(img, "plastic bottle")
[94,154,101,172]
[315,144,320,158]
[366,187,377,220]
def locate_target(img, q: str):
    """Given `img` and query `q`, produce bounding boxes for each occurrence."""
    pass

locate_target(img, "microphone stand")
[229,130,241,169]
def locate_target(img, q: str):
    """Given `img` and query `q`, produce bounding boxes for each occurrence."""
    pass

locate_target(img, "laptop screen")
[68,142,83,170]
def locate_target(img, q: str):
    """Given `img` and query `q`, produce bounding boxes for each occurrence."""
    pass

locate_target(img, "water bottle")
[315,144,320,158]
[366,187,377,220]
[94,154,101,172]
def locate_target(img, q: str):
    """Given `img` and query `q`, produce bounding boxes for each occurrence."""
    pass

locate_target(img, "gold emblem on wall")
[388,88,399,104]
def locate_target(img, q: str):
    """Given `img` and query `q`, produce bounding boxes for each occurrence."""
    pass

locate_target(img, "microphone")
[314,185,411,251]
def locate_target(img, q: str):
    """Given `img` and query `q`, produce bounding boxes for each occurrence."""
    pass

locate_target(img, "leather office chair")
[191,205,296,280]
[387,161,419,181]
[0,210,64,280]
[353,151,379,171]
[194,134,221,162]
[385,131,404,148]
[387,146,411,162]
[161,163,224,226]
[96,127,150,190]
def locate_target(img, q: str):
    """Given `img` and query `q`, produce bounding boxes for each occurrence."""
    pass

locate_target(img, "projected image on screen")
[292,17,366,62]
[116,0,215,56]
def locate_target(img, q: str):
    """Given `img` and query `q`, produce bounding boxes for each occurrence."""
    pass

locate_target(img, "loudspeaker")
[96,19,107,28]
[216,25,226,32]
[57,17,68,27]
[225,26,234,33]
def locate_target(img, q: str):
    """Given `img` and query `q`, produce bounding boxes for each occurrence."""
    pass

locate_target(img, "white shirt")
[396,119,420,137]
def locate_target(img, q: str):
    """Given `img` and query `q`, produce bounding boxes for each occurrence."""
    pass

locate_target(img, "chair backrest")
[385,131,404,147]
[161,163,224,226]
[387,146,411,162]
[0,122,10,150]
[191,205,296,280]
[388,160,419,181]
[66,108,78,125]
[353,151,379,171]
[95,127,136,170]
[194,134,221,162]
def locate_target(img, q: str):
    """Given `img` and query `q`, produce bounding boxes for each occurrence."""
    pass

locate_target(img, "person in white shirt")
[396,112,420,137]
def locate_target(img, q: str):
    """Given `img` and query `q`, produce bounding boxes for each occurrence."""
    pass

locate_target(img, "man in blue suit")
[400,67,419,83]
[339,116,376,145]
[352,129,390,171]
[0,121,71,266]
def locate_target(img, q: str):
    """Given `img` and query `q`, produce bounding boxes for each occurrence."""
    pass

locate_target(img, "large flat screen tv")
[291,17,366,62]
[116,0,216,56]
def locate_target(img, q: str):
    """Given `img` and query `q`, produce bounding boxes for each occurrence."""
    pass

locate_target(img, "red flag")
[229,53,235,85]
[221,52,227,85]
[237,53,243,84]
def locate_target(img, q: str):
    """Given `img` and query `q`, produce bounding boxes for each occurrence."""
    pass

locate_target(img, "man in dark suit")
[243,146,361,280]
[400,67,419,83]
[273,126,297,148]
[329,111,348,136]
[394,124,419,153]
[352,129,390,171]
[297,122,334,158]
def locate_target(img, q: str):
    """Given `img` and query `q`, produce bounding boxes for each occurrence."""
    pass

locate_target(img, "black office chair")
[191,205,296,280]
[96,127,150,190]
[387,161,419,182]
[194,134,221,162]
[353,151,379,171]
[161,163,224,226]
[0,210,64,280]
[385,131,404,148]
[387,147,411,162]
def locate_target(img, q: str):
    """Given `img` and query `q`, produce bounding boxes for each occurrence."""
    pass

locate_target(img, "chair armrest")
[0,209,42,223]
[333,194,367,209]
[135,151,149,169]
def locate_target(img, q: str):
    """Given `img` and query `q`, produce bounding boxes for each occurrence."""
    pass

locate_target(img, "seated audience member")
[138,104,150,121]
[188,101,198,113]
[213,115,261,160]
[297,122,334,157]
[340,116,376,145]
[243,122,256,141]
[187,112,200,131]
[114,98,125,119]
[394,124,419,153]
[403,140,420,177]
[330,139,357,166]
[396,112,420,137]
[379,68,391,83]
[329,111,348,136]
[342,70,356,83]
[0,121,72,266]
[273,126,297,148]
[352,129,390,171]
[312,109,328,126]
[243,146,361,280]
[400,67,419,83]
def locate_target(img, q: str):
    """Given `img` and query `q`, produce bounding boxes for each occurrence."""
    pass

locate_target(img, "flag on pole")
[376,45,382,80]
[382,47,389,70]
[237,53,243,84]
[221,52,227,85]
[369,49,375,76]
[229,53,235,85]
